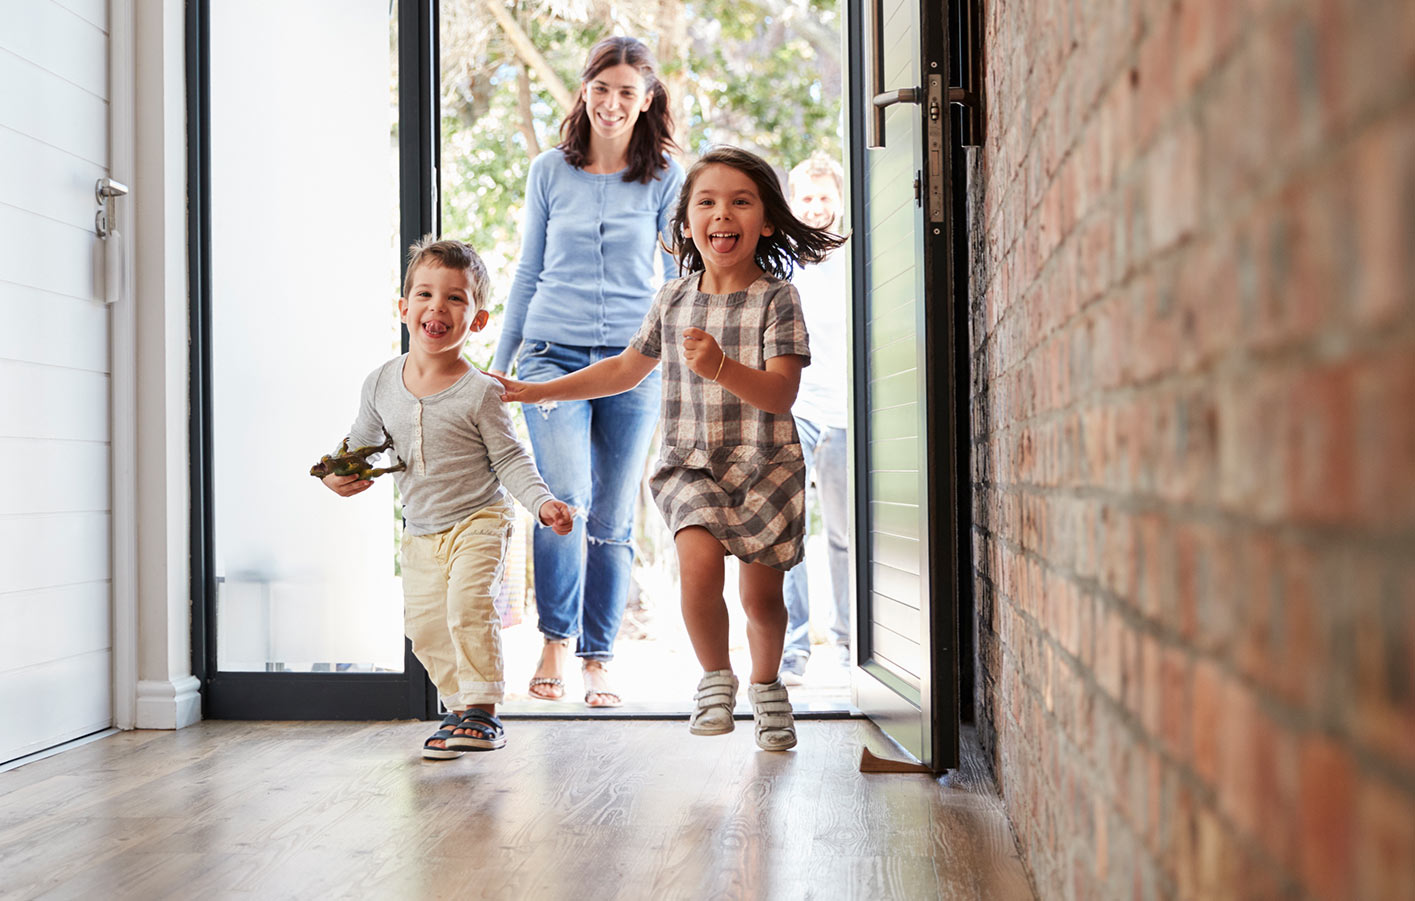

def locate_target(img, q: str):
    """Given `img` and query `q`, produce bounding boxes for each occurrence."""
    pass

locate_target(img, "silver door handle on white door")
[95,177,128,238]
[96,178,129,305]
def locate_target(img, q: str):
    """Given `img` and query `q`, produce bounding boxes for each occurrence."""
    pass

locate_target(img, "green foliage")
[680,3,843,166]
[440,105,532,298]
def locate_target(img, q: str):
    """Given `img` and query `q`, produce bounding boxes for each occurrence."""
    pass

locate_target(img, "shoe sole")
[756,734,798,751]
[446,737,506,751]
[421,747,465,760]
[689,721,735,735]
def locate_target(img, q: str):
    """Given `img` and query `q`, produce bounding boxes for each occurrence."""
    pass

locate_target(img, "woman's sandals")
[582,659,623,708]
[689,669,739,735]
[747,679,797,751]
[528,637,572,700]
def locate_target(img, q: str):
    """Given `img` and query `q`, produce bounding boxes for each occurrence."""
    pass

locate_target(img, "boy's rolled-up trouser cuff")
[445,680,506,709]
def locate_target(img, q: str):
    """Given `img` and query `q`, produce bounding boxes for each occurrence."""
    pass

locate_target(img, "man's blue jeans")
[515,340,661,661]
[782,416,851,662]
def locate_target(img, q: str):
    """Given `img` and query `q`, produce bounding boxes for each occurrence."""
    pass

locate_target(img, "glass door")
[845,0,960,769]
[195,0,437,718]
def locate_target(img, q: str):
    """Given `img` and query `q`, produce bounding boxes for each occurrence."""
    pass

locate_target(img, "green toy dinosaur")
[309,428,406,481]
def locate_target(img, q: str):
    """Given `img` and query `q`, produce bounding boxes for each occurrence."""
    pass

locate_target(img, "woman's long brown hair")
[557,36,679,184]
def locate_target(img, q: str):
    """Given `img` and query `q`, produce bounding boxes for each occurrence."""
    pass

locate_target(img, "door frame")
[187,0,440,720]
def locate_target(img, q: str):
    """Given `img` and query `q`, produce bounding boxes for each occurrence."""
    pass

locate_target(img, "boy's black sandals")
[422,712,466,760]
[446,709,506,751]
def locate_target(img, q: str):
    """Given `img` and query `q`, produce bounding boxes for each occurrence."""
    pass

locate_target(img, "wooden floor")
[0,720,1033,901]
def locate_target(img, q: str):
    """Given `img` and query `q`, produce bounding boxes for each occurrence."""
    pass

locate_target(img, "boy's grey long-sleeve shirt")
[347,356,555,536]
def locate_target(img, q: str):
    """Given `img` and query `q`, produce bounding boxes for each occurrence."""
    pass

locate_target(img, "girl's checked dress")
[629,271,811,570]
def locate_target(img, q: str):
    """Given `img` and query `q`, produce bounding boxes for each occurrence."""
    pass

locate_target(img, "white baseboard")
[135,675,202,729]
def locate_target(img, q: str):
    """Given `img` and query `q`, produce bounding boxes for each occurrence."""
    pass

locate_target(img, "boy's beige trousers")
[399,500,516,709]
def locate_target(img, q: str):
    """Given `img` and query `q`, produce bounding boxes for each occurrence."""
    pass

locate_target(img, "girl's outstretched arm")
[681,328,803,415]
[490,347,659,405]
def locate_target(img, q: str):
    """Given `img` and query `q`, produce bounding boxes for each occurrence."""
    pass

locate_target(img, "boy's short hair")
[788,151,844,197]
[402,236,490,311]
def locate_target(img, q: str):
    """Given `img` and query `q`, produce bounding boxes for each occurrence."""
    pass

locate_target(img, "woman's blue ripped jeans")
[515,340,661,661]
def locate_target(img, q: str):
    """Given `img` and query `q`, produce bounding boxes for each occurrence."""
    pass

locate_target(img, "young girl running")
[493,146,846,750]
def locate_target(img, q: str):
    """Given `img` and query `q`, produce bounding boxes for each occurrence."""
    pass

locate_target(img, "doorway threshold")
[497,701,861,720]
[499,612,856,719]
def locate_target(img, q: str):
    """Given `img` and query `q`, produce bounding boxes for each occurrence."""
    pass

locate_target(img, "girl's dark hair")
[667,146,848,279]
[557,36,679,184]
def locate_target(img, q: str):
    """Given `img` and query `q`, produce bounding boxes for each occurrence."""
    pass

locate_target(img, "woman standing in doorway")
[489,36,683,707]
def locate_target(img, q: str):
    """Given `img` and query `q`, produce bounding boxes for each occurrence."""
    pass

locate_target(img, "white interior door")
[0,0,117,763]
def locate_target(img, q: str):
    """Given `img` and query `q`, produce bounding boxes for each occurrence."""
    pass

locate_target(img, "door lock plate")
[925,75,944,223]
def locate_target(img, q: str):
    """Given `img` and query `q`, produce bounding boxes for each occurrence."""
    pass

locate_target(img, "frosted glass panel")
[210,1,403,672]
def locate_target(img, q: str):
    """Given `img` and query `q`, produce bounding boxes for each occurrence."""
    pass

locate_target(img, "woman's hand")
[322,472,373,497]
[489,372,543,404]
[538,499,576,535]
[681,328,726,380]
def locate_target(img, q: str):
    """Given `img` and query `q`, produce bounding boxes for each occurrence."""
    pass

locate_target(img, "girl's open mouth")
[708,232,739,254]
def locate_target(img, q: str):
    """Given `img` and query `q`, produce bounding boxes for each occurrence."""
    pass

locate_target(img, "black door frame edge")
[187,0,214,704]
[398,0,441,721]
[949,0,980,724]
[918,0,961,771]
[844,0,868,692]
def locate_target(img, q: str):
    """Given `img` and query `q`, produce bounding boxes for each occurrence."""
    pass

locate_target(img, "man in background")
[779,152,852,685]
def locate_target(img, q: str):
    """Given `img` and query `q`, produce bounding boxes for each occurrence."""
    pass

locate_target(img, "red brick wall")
[967,0,1415,897]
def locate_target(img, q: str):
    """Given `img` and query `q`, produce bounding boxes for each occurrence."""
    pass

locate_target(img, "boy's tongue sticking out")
[423,320,448,337]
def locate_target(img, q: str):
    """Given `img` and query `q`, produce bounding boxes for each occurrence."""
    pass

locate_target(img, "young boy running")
[322,236,574,759]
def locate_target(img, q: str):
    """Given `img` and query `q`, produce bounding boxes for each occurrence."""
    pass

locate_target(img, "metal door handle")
[870,86,922,148]
[872,87,921,109]
[95,177,129,238]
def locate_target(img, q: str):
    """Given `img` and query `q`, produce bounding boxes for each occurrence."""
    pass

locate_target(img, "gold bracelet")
[712,352,727,381]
